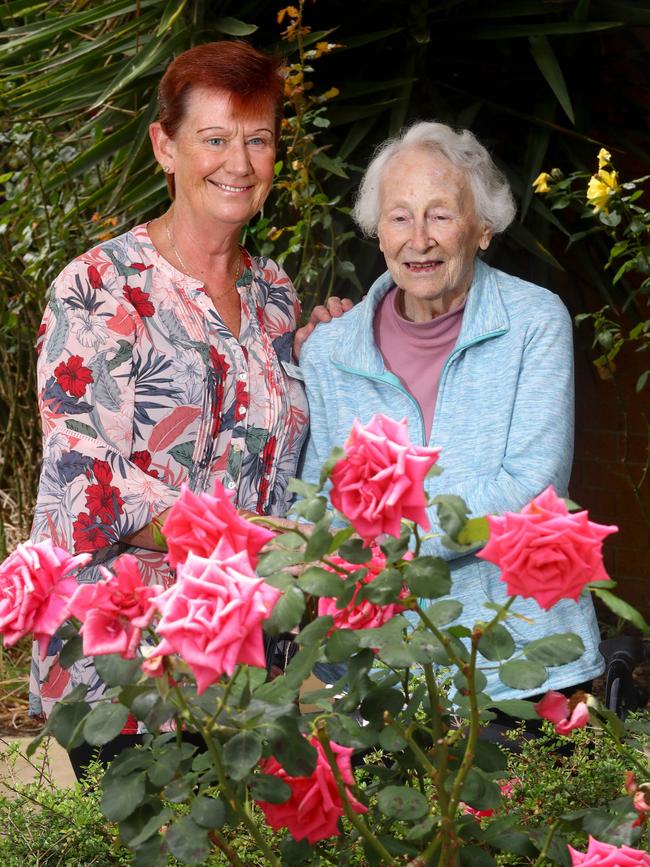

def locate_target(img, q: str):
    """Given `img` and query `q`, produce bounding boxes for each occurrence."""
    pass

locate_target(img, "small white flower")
[70,311,110,349]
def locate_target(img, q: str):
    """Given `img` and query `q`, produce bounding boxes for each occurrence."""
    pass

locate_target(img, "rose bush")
[1,413,647,865]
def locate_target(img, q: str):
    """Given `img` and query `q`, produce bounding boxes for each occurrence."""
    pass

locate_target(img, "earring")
[162,165,172,173]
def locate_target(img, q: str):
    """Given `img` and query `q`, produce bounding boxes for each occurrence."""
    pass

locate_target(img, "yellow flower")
[597,148,612,169]
[586,169,620,213]
[532,172,552,194]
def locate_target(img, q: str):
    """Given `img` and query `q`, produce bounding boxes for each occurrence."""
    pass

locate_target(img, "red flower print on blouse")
[72,513,112,553]
[86,483,125,523]
[124,284,155,318]
[87,265,103,289]
[235,379,249,412]
[257,435,277,513]
[209,347,230,436]
[54,356,94,398]
[129,262,151,273]
[131,450,159,479]
[93,459,113,486]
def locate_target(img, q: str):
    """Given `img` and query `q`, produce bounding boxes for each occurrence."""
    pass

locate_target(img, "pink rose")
[163,480,275,569]
[462,779,517,819]
[67,554,162,658]
[317,546,409,634]
[534,690,590,735]
[257,737,367,843]
[152,542,281,694]
[0,541,89,659]
[477,486,617,610]
[568,836,650,866]
[625,772,650,826]
[330,414,441,545]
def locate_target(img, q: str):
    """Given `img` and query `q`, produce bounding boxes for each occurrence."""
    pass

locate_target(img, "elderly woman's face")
[377,147,491,316]
[155,86,276,228]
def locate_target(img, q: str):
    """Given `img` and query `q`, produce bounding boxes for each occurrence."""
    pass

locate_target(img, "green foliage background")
[1,0,649,546]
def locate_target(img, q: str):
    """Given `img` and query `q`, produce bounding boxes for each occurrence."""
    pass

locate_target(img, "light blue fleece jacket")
[299,258,604,700]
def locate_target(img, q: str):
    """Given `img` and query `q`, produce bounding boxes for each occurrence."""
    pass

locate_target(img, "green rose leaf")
[325,628,360,662]
[431,494,470,538]
[379,726,407,751]
[318,445,345,489]
[284,643,323,690]
[165,816,211,865]
[280,837,314,866]
[410,631,452,665]
[478,623,516,661]
[287,478,319,500]
[360,685,405,726]
[190,795,226,829]
[295,615,333,647]
[101,771,147,821]
[377,785,429,820]
[453,667,488,695]
[298,566,344,597]
[264,586,306,635]
[304,517,333,561]
[460,847,497,866]
[499,659,547,691]
[491,698,540,720]
[423,599,462,626]
[223,731,263,781]
[147,747,182,788]
[59,635,84,669]
[94,653,142,686]
[457,516,490,546]
[359,568,403,604]
[291,496,327,523]
[257,548,304,576]
[121,803,173,849]
[270,723,318,777]
[47,699,91,749]
[249,774,292,804]
[592,587,649,634]
[524,633,585,667]
[460,767,501,810]
[83,701,130,746]
[338,537,373,564]
[404,556,452,598]
[380,529,411,564]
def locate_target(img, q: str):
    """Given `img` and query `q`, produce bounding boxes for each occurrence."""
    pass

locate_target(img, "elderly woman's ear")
[479,226,493,251]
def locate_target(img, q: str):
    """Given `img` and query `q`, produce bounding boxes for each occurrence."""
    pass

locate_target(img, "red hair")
[160,40,283,129]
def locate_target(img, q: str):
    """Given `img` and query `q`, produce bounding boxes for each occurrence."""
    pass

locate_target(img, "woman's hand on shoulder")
[293,296,354,361]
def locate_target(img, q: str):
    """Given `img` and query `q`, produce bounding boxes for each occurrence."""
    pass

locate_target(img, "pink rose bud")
[534,690,590,735]
[163,480,275,570]
[330,414,441,545]
[257,737,367,843]
[478,486,617,610]
[568,835,650,865]
[0,541,89,659]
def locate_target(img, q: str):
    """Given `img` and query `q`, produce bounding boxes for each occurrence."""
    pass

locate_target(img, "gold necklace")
[165,217,244,289]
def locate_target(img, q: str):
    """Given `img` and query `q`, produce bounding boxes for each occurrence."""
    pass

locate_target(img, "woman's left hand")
[293,296,354,361]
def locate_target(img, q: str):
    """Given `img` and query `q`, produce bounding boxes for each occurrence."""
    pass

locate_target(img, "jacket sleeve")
[424,295,574,559]
[32,256,178,556]
[298,335,336,488]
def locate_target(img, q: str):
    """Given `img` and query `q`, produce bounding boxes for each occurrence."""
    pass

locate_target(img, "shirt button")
[226,479,236,489]
[237,405,247,418]
[238,372,247,382]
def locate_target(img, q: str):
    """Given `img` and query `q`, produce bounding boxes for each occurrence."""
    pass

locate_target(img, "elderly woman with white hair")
[300,121,604,702]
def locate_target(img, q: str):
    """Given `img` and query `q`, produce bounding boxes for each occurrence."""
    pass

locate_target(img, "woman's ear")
[149,122,175,173]
[478,225,493,251]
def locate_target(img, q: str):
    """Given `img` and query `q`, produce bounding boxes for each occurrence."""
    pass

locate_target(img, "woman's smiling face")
[377,146,492,319]
[155,86,277,229]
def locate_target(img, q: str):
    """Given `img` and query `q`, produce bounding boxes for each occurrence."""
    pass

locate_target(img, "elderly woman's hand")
[293,296,354,361]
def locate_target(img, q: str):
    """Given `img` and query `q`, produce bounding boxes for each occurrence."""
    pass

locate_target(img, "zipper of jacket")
[333,328,507,448]
[332,362,428,445]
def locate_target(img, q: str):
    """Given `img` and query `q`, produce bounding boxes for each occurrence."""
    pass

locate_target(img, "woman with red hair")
[30,41,342,771]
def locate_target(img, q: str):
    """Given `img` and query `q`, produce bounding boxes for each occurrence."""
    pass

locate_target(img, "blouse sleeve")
[32,255,178,555]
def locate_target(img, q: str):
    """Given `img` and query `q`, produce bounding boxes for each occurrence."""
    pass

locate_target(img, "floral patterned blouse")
[29,223,308,716]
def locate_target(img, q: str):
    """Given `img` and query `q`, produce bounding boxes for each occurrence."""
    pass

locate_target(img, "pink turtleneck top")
[373,287,465,442]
